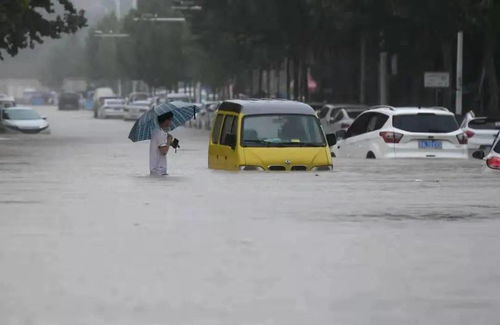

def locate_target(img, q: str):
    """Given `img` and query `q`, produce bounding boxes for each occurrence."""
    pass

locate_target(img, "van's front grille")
[291,166,307,171]
[268,166,286,171]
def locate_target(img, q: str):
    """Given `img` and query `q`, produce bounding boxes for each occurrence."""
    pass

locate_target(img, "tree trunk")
[441,41,453,109]
[286,57,291,99]
[293,58,300,100]
[483,34,499,116]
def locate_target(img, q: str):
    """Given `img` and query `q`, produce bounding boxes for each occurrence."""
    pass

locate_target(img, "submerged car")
[318,104,368,139]
[473,132,500,170]
[208,100,336,171]
[0,107,50,134]
[123,100,153,121]
[58,92,81,110]
[333,106,468,159]
[96,98,126,119]
[461,111,500,155]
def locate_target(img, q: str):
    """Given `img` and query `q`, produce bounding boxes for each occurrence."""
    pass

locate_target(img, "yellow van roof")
[218,99,316,116]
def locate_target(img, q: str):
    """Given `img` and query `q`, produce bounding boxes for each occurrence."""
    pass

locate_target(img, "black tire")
[366,152,376,159]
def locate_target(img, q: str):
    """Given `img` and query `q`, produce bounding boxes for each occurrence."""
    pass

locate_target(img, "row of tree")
[13,0,498,116]
[187,0,500,115]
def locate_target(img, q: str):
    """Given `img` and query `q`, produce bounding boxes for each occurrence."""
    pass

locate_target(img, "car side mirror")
[472,151,485,160]
[225,134,237,150]
[326,133,337,147]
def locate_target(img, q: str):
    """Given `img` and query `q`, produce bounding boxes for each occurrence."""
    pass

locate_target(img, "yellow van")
[208,100,337,171]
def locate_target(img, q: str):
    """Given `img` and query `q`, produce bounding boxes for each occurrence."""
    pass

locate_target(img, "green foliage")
[0,0,87,59]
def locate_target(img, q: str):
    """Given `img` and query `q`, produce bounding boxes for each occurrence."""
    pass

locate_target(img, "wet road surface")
[1,106,499,325]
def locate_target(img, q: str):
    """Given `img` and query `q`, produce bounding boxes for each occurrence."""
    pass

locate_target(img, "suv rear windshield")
[393,114,459,133]
[469,118,500,130]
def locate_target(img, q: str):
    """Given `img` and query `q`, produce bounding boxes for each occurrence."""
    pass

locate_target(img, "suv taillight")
[456,133,468,144]
[379,131,403,144]
[487,157,500,170]
[465,130,475,138]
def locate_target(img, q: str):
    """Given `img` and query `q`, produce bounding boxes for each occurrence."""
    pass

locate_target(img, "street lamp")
[93,30,130,96]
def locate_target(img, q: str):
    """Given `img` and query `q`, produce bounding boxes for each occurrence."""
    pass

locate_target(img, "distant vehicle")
[0,96,16,108]
[318,104,368,138]
[473,132,500,170]
[332,106,468,159]
[96,98,126,119]
[196,101,219,130]
[21,89,53,105]
[461,111,500,155]
[209,100,336,171]
[127,92,150,104]
[0,106,50,134]
[92,87,115,118]
[58,92,80,110]
[123,100,153,121]
[166,92,192,103]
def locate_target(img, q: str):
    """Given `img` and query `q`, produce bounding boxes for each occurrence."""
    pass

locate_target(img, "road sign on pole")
[424,72,450,88]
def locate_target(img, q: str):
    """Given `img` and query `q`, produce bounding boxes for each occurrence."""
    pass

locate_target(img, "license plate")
[419,140,442,149]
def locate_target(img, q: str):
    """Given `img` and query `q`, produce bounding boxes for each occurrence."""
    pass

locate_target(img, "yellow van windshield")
[242,114,326,147]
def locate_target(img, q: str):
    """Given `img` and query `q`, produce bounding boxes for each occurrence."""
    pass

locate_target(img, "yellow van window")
[212,114,224,144]
[220,115,237,146]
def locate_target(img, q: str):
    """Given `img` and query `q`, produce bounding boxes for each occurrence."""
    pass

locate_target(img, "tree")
[0,0,87,59]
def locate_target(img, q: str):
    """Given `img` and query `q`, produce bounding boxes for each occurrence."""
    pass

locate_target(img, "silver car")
[0,106,50,134]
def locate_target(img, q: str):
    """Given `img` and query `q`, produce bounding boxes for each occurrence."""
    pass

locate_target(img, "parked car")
[92,87,115,118]
[58,92,80,110]
[127,92,150,104]
[0,106,50,134]
[461,111,500,155]
[123,100,153,121]
[0,96,16,108]
[318,104,368,138]
[96,98,126,119]
[196,101,220,130]
[208,100,336,171]
[332,106,468,159]
[472,132,500,170]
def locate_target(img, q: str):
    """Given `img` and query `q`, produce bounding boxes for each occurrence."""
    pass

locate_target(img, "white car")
[461,111,500,155]
[0,106,50,134]
[318,104,367,138]
[196,101,219,130]
[96,98,126,119]
[473,132,500,170]
[332,106,468,159]
[0,96,16,108]
[123,100,153,121]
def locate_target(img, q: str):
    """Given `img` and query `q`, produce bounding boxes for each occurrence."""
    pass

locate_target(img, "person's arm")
[159,144,169,155]
[158,134,171,155]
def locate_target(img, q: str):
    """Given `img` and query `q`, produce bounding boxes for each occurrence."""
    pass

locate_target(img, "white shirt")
[150,129,169,175]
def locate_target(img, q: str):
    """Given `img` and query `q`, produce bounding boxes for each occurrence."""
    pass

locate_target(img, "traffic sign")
[424,72,450,88]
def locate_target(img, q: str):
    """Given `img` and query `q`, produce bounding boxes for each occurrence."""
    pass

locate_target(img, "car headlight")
[311,165,333,172]
[240,165,265,171]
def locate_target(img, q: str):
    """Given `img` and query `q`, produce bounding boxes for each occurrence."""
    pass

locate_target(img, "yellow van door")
[218,114,240,170]
[208,114,225,169]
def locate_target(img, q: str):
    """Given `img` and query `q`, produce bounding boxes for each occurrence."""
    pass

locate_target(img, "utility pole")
[455,31,464,116]
[360,35,366,104]
[379,52,388,105]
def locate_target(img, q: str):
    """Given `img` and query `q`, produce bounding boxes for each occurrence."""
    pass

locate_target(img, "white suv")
[332,106,468,159]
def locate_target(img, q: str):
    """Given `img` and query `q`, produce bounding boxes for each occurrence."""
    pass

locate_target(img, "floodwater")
[0,106,499,325]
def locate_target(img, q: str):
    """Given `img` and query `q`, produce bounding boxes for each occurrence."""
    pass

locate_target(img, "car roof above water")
[218,99,316,116]
[368,106,454,116]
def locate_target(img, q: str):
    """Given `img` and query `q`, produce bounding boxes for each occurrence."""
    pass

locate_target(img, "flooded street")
[1,106,500,325]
